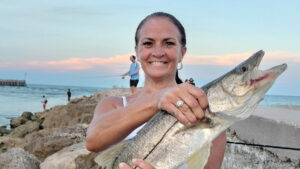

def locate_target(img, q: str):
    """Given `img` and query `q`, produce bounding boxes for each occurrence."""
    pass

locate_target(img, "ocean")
[0,84,300,127]
[0,84,107,127]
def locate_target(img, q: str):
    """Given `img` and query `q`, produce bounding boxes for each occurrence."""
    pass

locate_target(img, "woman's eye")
[142,42,152,47]
[166,41,175,46]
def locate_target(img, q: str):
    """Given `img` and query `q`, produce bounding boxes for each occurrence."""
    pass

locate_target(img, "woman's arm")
[86,83,208,152]
[86,94,159,152]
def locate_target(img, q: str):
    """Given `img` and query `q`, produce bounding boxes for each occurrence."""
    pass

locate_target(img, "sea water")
[0,84,107,127]
[0,84,299,127]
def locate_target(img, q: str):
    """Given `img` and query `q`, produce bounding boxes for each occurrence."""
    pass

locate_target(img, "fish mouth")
[249,60,287,88]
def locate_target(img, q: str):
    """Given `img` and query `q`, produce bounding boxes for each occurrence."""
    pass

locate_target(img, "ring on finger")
[176,100,184,108]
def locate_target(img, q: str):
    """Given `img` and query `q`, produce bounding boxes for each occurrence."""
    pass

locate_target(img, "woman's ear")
[179,46,187,62]
[135,46,140,61]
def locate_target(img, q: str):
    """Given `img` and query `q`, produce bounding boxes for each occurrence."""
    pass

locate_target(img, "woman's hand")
[157,82,208,125]
[119,159,155,169]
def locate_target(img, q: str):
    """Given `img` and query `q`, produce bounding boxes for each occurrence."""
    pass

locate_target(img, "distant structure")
[0,79,26,86]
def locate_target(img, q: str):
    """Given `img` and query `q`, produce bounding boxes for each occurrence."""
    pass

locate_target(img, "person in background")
[87,12,226,169]
[67,89,71,102]
[122,55,140,93]
[41,95,47,110]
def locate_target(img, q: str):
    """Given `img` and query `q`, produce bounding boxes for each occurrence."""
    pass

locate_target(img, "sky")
[0,0,299,96]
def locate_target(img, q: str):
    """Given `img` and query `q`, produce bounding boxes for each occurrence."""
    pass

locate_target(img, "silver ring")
[176,100,184,108]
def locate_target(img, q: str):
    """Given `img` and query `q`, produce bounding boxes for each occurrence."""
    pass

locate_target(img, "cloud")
[0,51,299,73]
[0,54,133,73]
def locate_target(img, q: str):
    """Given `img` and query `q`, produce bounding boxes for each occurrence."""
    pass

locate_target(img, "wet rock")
[0,125,10,136]
[10,111,33,129]
[0,148,40,169]
[40,142,99,169]
[9,121,40,138]
[22,124,88,161]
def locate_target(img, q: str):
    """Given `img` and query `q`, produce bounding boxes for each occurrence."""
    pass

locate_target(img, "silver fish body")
[96,50,287,169]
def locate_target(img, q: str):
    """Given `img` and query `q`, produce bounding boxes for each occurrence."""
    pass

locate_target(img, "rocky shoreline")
[0,88,299,169]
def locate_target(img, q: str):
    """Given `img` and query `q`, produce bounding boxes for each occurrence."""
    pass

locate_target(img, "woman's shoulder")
[99,96,123,109]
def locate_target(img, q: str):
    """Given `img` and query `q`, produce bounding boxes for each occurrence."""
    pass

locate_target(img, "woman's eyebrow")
[141,37,155,41]
[163,37,176,41]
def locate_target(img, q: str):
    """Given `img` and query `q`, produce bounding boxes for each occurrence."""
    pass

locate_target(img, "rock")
[0,148,40,169]
[41,104,95,129]
[0,125,10,136]
[22,124,88,161]
[21,111,33,119]
[0,136,23,153]
[9,121,40,138]
[40,142,99,169]
[10,111,33,129]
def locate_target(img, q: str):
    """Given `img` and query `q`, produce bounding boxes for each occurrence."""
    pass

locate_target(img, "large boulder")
[0,148,40,169]
[40,142,99,169]
[41,104,95,129]
[9,121,40,138]
[22,124,88,161]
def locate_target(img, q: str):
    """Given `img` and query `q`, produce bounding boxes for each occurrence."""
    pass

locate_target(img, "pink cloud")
[0,51,299,73]
[0,54,133,72]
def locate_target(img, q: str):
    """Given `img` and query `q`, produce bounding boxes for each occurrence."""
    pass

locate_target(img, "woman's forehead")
[138,17,181,39]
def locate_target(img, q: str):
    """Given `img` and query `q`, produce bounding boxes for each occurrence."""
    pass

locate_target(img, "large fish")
[95,50,287,169]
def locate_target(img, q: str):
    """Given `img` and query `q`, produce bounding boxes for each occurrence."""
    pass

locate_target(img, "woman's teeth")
[151,61,166,65]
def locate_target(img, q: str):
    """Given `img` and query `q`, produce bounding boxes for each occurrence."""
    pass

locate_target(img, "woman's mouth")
[149,61,168,65]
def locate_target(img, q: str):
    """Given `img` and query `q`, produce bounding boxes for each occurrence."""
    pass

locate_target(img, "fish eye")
[240,66,248,72]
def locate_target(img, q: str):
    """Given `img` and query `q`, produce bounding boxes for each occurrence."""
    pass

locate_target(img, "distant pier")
[0,80,26,86]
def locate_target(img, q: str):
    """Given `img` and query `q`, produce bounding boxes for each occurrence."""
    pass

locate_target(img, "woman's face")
[135,17,186,80]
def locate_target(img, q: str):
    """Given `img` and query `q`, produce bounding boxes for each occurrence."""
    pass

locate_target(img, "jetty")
[0,79,26,86]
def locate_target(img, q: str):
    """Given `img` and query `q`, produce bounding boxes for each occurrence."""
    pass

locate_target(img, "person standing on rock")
[121,55,140,93]
[87,12,226,169]
[41,95,47,110]
[67,89,71,102]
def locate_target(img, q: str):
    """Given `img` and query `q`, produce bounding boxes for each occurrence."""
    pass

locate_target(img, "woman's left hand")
[119,159,155,169]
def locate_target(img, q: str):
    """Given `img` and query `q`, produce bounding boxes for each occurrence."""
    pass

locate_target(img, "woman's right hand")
[157,82,208,125]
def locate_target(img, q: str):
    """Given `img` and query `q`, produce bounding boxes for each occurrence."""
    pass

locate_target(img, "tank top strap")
[122,96,127,107]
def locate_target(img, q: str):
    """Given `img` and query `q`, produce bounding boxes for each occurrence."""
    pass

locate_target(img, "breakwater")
[0,80,26,86]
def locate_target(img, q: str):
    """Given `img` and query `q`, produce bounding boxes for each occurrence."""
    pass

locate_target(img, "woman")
[86,12,226,169]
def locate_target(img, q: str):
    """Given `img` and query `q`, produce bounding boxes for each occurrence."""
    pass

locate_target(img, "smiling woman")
[86,12,226,169]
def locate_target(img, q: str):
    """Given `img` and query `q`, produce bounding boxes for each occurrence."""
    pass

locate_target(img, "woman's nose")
[152,45,165,57]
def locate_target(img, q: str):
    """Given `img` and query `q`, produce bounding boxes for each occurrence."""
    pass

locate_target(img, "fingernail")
[119,162,126,168]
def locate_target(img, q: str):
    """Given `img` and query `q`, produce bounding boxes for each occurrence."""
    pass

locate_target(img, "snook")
[96,50,287,169]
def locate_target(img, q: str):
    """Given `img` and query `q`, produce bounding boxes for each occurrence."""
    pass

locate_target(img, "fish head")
[207,50,287,119]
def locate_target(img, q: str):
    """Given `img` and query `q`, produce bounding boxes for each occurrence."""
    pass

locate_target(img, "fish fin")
[94,140,130,168]
[187,143,211,169]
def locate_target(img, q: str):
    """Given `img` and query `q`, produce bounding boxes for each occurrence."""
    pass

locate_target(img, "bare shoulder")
[92,96,122,117]
[98,96,123,109]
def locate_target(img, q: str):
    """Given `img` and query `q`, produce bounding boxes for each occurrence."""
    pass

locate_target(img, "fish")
[95,50,287,169]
